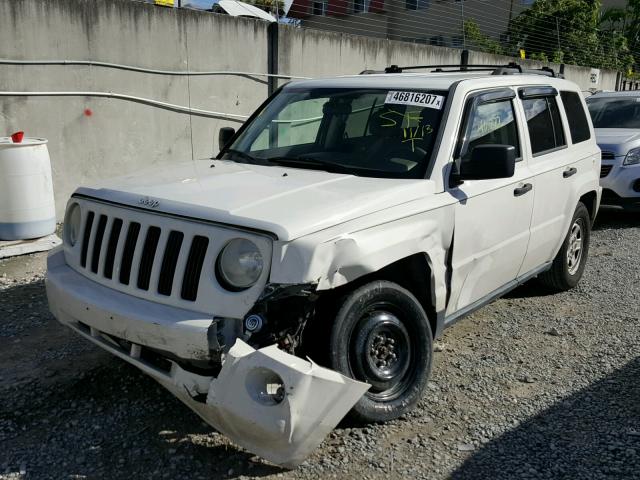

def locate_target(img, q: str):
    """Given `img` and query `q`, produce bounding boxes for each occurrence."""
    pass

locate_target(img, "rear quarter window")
[522,96,566,156]
[560,91,591,144]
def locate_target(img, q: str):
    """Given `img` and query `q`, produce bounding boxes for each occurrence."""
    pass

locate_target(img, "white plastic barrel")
[0,137,56,240]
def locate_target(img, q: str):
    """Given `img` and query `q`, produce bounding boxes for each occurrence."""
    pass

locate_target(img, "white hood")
[77,160,435,241]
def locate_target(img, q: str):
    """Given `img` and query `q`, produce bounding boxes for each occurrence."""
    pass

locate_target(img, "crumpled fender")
[157,340,369,468]
[270,204,455,313]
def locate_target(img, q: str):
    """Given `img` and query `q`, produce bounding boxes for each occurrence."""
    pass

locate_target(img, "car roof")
[284,72,575,92]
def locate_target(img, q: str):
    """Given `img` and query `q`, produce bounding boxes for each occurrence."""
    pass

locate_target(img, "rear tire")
[328,281,433,424]
[538,202,591,291]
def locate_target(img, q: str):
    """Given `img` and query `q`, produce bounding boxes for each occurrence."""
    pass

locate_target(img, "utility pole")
[556,17,561,56]
[460,0,466,49]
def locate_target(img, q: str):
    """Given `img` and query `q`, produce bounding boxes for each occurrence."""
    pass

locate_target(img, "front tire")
[539,202,591,291]
[328,281,433,424]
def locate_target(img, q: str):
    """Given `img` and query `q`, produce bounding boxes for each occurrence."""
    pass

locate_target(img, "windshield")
[222,87,448,179]
[587,96,640,129]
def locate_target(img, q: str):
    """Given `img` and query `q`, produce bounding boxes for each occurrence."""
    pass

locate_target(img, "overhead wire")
[287,0,635,67]
[293,0,636,58]
[288,7,555,57]
[294,4,577,55]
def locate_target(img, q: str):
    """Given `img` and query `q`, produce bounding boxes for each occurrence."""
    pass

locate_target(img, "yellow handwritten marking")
[378,109,404,127]
[401,125,434,152]
[404,111,423,125]
[378,109,424,128]
[377,108,435,152]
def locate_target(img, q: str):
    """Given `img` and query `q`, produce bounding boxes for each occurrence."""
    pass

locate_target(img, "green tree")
[463,20,505,55]
[600,0,640,73]
[250,0,284,17]
[508,0,633,71]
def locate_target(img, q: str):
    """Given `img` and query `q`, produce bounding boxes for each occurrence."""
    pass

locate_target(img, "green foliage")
[463,20,505,55]
[448,1,640,73]
[508,0,634,71]
[599,0,640,73]
[250,0,284,15]
[529,51,549,62]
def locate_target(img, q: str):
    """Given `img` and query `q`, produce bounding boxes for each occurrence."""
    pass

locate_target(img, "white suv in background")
[46,65,601,467]
[587,91,640,210]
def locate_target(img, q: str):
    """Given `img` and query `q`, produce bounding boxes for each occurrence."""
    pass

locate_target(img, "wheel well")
[306,254,437,360]
[371,254,436,333]
[579,191,597,224]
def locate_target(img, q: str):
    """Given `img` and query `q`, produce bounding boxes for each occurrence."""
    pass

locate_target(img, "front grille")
[103,219,123,280]
[80,211,95,268]
[68,197,272,315]
[119,222,141,285]
[601,165,613,178]
[601,151,615,160]
[78,211,210,302]
[157,231,184,296]
[91,215,108,274]
[181,236,209,301]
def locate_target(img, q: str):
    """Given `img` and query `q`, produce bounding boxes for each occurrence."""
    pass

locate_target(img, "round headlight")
[216,238,264,290]
[64,203,82,247]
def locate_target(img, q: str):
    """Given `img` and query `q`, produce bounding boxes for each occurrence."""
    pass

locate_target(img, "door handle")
[514,183,533,197]
[563,167,577,178]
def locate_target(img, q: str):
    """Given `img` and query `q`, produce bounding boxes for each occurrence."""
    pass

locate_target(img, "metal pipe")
[0,91,249,122]
[0,59,310,80]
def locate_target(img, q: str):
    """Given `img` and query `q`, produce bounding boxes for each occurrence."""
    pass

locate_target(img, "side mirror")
[218,127,236,150]
[458,144,516,181]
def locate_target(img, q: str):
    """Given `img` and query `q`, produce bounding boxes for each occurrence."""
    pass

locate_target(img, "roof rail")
[364,50,566,78]
[381,62,523,74]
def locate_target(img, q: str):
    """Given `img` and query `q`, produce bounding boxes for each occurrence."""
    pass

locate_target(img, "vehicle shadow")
[2,358,284,479]
[0,276,284,479]
[451,358,640,479]
[593,207,640,231]
[503,280,555,299]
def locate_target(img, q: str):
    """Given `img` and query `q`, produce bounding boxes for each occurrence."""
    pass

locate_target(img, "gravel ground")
[1,208,639,480]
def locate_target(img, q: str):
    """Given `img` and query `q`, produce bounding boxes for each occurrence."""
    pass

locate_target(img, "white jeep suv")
[46,65,601,467]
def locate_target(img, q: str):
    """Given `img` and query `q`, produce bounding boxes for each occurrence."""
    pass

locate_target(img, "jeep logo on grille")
[138,196,160,208]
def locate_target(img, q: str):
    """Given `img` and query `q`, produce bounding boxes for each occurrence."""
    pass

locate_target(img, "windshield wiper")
[224,148,263,164]
[266,156,353,174]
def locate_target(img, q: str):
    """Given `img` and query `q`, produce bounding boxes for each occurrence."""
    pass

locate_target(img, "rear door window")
[521,96,566,155]
[560,91,591,144]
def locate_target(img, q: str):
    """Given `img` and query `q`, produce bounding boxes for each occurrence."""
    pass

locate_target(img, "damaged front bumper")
[46,248,369,468]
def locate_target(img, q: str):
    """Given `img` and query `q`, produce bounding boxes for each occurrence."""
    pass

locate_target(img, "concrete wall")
[278,27,619,93]
[0,0,269,218]
[0,0,619,219]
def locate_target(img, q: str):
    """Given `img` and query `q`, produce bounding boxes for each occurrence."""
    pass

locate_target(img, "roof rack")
[360,50,565,78]
[382,62,522,74]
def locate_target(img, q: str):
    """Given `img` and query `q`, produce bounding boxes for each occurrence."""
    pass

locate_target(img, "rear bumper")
[45,247,369,467]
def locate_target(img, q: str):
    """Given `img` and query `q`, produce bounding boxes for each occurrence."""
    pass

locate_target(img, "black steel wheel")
[329,280,433,423]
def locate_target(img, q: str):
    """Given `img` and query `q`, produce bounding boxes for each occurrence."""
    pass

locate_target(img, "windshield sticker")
[385,91,445,109]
